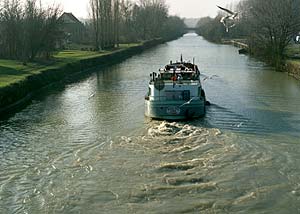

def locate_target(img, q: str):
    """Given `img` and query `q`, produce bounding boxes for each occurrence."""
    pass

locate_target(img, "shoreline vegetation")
[0,0,186,116]
[222,39,300,81]
[0,43,141,89]
[0,37,183,116]
[195,0,300,79]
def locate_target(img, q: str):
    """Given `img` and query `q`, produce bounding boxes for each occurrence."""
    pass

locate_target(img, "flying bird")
[203,74,219,82]
[217,5,239,32]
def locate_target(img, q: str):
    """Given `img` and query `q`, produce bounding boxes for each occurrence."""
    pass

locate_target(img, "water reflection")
[1,33,300,213]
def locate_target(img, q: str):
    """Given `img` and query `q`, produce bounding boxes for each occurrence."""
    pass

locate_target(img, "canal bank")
[286,60,300,80]
[222,39,300,80]
[1,34,300,213]
[0,37,179,116]
[221,39,249,54]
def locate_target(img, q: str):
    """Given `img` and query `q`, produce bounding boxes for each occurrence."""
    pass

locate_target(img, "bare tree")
[113,0,120,47]
[0,0,23,59]
[89,0,100,50]
[119,0,134,42]
[0,0,61,60]
[246,0,300,67]
[237,0,300,67]
[39,5,62,59]
[89,0,184,49]
[89,0,120,49]
[134,0,168,39]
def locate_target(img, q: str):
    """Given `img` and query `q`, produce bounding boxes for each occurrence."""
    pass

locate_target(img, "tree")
[247,0,300,67]
[89,0,121,49]
[0,0,23,59]
[113,0,120,47]
[196,0,300,69]
[89,0,100,50]
[162,16,186,40]
[0,0,62,60]
[196,16,226,42]
[134,0,168,40]
[89,0,185,49]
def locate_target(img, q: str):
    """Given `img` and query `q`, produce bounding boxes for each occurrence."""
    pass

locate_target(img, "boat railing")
[148,95,200,102]
[150,80,200,85]
[150,71,200,83]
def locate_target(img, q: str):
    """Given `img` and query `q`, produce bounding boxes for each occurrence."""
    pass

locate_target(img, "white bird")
[217,5,239,32]
[203,75,219,82]
[88,93,96,99]
[179,97,199,108]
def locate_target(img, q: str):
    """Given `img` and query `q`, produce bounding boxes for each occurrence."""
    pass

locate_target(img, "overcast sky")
[45,0,237,19]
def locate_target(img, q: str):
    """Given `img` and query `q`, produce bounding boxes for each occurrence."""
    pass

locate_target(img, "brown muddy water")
[1,33,300,213]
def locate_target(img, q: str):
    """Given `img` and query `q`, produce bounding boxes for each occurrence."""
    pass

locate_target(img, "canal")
[1,33,300,213]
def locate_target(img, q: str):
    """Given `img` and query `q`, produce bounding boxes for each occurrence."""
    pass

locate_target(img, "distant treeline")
[196,0,300,68]
[0,0,186,61]
[88,0,186,50]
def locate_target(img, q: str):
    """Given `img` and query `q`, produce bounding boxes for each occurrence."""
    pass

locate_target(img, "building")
[59,12,87,44]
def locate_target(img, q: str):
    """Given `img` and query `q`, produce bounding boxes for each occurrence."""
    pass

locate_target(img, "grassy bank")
[222,40,300,79]
[285,45,300,80]
[0,39,166,115]
[0,43,141,88]
[286,60,300,80]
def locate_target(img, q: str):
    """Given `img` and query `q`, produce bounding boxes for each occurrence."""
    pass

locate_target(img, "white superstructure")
[145,59,206,120]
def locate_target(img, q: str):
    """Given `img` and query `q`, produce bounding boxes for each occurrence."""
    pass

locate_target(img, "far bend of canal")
[1,33,300,214]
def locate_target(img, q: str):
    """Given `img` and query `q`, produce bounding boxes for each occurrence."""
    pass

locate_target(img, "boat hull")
[145,100,205,120]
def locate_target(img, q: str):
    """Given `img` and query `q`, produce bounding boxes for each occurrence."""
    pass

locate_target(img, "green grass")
[286,44,300,58]
[285,45,300,68]
[0,43,140,88]
[0,60,49,88]
[118,43,142,48]
[54,50,108,60]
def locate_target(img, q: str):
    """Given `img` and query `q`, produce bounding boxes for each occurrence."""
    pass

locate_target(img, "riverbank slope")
[286,60,300,80]
[221,39,300,80]
[0,38,175,116]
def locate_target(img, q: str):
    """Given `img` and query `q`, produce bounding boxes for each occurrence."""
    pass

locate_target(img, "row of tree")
[196,0,300,68]
[0,0,186,61]
[0,0,61,60]
[89,0,186,50]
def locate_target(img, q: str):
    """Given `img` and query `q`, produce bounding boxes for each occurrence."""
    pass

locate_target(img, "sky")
[44,0,237,19]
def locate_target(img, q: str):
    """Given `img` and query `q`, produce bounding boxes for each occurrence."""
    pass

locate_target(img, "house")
[59,12,87,44]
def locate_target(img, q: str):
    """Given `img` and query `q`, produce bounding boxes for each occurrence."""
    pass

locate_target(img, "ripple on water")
[110,121,299,213]
[1,33,300,213]
[0,119,300,213]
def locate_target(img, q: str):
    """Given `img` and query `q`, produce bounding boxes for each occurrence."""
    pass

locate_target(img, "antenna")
[193,57,195,65]
[180,54,183,63]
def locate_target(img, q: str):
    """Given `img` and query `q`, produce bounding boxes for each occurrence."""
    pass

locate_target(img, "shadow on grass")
[0,59,63,76]
[0,66,25,76]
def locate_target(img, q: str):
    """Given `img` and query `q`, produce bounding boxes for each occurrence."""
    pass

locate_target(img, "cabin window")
[165,91,182,100]
[148,87,151,96]
[165,90,190,101]
[161,73,172,80]
[183,90,190,101]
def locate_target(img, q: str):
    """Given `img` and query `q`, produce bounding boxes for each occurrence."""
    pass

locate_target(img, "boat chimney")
[170,60,172,64]
[180,54,183,63]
